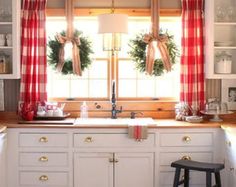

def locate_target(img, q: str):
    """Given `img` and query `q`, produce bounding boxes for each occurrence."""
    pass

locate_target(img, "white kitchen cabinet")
[223,128,236,187]
[0,129,7,187]
[114,152,154,187]
[74,152,154,187]
[158,128,221,187]
[7,129,72,187]
[205,0,236,79]
[7,126,222,187]
[74,132,155,187]
[0,0,20,79]
[74,152,114,187]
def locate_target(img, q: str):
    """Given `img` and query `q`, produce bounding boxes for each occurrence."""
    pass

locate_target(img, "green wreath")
[47,30,93,75]
[128,30,179,76]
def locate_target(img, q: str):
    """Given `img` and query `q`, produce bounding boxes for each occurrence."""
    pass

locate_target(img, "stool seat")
[171,159,224,172]
[171,159,224,187]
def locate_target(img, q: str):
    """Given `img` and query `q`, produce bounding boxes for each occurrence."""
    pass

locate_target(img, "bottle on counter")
[80,101,88,119]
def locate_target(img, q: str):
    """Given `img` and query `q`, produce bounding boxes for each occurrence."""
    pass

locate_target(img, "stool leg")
[173,168,181,187]
[184,169,189,187]
[206,172,212,187]
[215,172,221,187]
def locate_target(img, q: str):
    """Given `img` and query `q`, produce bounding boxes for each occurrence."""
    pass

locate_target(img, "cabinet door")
[114,153,154,187]
[205,0,236,78]
[0,0,20,79]
[0,132,7,187]
[74,153,113,187]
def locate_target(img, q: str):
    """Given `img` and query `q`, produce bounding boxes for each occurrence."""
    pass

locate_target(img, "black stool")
[171,159,224,187]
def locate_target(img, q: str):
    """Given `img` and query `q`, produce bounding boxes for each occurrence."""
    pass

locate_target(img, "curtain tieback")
[56,34,82,76]
[143,33,172,74]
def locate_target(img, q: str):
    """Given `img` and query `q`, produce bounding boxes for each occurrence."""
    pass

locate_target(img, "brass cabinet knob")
[114,158,119,163]
[109,158,114,163]
[39,175,48,181]
[226,141,232,147]
[39,137,48,143]
[230,167,234,171]
[181,155,192,160]
[84,136,93,143]
[39,156,48,162]
[182,136,191,142]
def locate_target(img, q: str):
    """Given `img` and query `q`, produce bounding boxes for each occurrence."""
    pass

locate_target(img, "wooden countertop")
[0,125,6,133]
[1,118,225,129]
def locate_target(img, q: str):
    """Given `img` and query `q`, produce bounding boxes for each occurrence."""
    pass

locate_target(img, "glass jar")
[0,52,9,74]
[215,51,232,74]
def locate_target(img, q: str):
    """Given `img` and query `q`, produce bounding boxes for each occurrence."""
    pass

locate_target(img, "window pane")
[89,80,107,98]
[118,80,136,97]
[46,17,109,99]
[118,17,181,100]
[71,80,89,98]
[137,80,155,97]
[118,60,136,78]
[89,60,108,79]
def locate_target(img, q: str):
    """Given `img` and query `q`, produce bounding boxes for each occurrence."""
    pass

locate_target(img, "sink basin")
[74,118,156,126]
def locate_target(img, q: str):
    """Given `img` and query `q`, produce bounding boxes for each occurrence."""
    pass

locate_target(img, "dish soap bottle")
[80,101,88,119]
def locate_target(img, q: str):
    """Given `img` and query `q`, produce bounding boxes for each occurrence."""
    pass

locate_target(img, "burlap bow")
[55,0,82,76]
[56,34,82,76]
[144,0,172,75]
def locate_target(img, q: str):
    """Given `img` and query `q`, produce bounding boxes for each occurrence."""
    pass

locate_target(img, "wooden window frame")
[46,8,181,17]
[46,8,180,118]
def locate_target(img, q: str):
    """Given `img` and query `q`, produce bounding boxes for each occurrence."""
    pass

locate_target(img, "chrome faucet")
[111,80,122,119]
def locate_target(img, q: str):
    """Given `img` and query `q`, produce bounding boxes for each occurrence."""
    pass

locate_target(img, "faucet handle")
[118,106,122,113]
[130,111,143,119]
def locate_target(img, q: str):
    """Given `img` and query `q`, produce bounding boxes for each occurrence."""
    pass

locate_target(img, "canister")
[215,51,232,74]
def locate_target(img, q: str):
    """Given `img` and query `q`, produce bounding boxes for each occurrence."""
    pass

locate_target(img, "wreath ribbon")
[56,34,82,76]
[55,0,82,76]
[144,0,172,75]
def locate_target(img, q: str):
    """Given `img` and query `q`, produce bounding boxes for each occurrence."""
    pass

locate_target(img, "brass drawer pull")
[39,137,48,143]
[182,136,191,143]
[39,175,48,181]
[109,158,119,163]
[84,136,93,143]
[181,155,192,160]
[39,156,48,162]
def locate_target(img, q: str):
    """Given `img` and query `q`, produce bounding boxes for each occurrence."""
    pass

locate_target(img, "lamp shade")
[98,13,128,34]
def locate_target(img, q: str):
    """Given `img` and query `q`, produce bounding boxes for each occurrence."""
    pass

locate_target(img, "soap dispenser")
[80,101,88,119]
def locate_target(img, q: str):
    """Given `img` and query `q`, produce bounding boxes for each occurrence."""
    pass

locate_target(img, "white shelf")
[214,46,236,49]
[214,22,236,26]
[0,46,13,49]
[0,22,12,25]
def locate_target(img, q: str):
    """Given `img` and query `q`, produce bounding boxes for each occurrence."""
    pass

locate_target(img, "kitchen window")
[46,16,181,101]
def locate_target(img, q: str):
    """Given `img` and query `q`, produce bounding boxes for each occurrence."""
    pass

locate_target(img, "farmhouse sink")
[74,117,156,126]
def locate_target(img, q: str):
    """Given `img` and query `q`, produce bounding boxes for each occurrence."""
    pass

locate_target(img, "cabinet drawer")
[160,133,213,147]
[74,133,155,147]
[19,133,68,147]
[19,171,68,186]
[160,171,205,185]
[160,152,212,166]
[19,152,68,167]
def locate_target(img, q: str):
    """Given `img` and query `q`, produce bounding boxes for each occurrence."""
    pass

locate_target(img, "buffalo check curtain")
[20,0,47,111]
[180,0,205,110]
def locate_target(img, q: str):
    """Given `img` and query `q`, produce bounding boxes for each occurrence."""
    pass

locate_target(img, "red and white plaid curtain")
[19,0,47,114]
[180,0,205,111]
